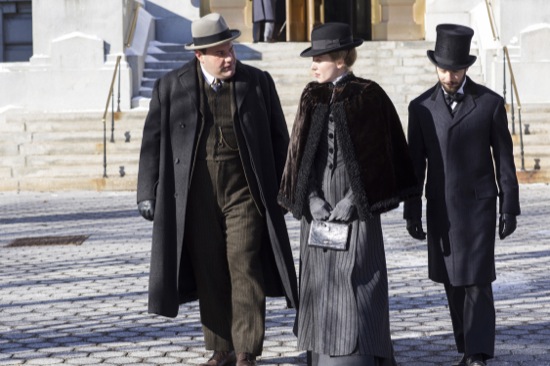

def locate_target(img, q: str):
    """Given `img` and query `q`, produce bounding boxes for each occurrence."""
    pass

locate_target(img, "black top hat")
[300,22,363,57]
[427,24,477,70]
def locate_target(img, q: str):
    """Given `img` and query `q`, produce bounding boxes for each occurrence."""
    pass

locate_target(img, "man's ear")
[195,50,203,61]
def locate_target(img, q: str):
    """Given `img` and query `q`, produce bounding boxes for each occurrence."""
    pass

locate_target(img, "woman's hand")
[309,196,332,221]
[328,197,356,222]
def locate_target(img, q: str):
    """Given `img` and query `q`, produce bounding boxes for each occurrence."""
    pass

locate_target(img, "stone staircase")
[510,103,550,183]
[1,42,548,192]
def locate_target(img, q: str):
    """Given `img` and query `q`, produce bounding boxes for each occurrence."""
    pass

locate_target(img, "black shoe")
[466,354,486,366]
[452,355,466,366]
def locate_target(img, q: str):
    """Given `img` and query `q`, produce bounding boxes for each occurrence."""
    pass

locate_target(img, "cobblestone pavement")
[0,183,549,365]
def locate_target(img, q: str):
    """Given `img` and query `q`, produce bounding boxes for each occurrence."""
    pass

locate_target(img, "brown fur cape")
[278,75,419,220]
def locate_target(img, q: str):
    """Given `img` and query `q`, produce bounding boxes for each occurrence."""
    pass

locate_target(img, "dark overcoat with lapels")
[404,77,520,286]
[137,58,298,317]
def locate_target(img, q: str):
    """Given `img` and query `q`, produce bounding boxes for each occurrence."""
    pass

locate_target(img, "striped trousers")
[185,157,266,356]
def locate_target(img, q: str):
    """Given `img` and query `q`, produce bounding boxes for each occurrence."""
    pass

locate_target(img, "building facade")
[0,0,548,112]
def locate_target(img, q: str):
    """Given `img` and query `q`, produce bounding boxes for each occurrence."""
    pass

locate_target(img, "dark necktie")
[211,78,222,92]
[445,92,464,115]
[445,92,464,106]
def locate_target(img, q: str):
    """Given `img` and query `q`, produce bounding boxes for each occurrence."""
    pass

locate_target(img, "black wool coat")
[137,58,298,317]
[404,77,521,286]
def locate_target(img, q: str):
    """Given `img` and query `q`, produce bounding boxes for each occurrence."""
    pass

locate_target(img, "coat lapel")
[233,61,250,112]
[177,59,200,111]
[429,84,454,127]
[449,77,478,128]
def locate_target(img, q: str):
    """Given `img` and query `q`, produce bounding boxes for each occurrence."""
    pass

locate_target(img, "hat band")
[434,54,470,67]
[192,29,233,47]
[312,36,353,50]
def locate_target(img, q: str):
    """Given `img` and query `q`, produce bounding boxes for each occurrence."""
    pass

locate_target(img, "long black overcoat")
[404,77,520,286]
[137,58,298,317]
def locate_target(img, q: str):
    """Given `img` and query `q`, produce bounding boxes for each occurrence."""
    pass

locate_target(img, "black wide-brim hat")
[300,22,363,57]
[185,13,241,50]
[427,23,477,70]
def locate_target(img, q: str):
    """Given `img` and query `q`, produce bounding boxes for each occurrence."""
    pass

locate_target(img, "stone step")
[1,39,548,191]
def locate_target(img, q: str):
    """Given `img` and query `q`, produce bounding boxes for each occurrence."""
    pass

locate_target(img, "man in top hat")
[136,12,298,366]
[403,24,520,366]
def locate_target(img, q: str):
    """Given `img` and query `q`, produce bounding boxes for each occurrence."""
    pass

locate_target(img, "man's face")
[436,67,468,94]
[196,42,236,80]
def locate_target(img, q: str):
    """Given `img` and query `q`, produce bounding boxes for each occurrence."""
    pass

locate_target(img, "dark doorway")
[324,0,371,40]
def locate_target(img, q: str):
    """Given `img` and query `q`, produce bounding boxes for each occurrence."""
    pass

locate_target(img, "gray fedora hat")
[185,13,241,50]
[427,24,477,70]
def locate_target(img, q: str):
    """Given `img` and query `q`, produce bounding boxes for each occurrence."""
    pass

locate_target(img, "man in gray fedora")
[136,12,298,366]
[404,24,520,366]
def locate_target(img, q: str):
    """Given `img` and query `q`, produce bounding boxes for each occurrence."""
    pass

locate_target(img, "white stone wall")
[0,0,137,112]
[0,0,548,113]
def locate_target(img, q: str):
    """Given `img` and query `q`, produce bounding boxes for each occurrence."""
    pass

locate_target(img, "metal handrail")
[484,0,525,170]
[101,2,141,178]
[504,46,524,170]
[485,0,499,41]
[125,2,141,48]
[101,55,122,178]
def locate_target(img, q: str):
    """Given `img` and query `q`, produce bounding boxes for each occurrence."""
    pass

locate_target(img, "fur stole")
[278,75,419,220]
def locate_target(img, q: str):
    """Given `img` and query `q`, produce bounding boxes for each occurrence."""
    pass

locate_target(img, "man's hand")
[406,219,426,240]
[309,196,332,221]
[499,213,517,240]
[138,200,155,221]
[328,197,356,222]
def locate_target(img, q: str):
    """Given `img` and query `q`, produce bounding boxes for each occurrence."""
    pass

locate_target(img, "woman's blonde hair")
[327,48,357,68]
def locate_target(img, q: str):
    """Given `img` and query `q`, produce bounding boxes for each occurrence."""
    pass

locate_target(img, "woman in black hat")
[278,23,418,365]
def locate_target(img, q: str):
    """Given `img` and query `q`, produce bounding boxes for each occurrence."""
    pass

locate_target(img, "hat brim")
[185,30,241,50]
[427,50,476,70]
[300,39,363,57]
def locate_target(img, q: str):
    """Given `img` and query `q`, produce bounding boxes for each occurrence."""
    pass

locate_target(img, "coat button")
[180,123,186,128]
[174,158,180,164]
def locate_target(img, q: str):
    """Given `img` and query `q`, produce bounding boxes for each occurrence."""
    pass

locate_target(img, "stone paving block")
[0,185,549,365]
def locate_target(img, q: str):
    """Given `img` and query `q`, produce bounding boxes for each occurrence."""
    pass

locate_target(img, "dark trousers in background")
[444,283,495,360]
[186,158,266,356]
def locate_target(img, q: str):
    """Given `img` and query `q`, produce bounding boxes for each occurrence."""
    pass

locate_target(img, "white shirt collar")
[200,65,220,85]
[332,72,349,85]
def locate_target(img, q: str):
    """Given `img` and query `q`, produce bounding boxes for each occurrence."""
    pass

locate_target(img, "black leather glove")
[138,199,155,221]
[309,196,332,221]
[406,219,426,240]
[499,213,517,240]
[328,196,356,222]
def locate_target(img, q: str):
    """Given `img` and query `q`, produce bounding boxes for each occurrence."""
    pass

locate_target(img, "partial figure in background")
[278,23,419,366]
[253,0,277,42]
[404,24,520,366]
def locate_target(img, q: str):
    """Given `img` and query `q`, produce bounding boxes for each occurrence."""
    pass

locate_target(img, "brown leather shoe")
[236,352,256,366]
[200,351,236,366]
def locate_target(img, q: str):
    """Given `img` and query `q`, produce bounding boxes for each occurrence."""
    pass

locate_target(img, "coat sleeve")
[403,102,426,221]
[137,78,162,203]
[263,71,290,185]
[491,97,520,215]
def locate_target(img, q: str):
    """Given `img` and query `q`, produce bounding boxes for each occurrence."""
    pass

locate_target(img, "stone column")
[372,0,423,40]
[208,0,253,42]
